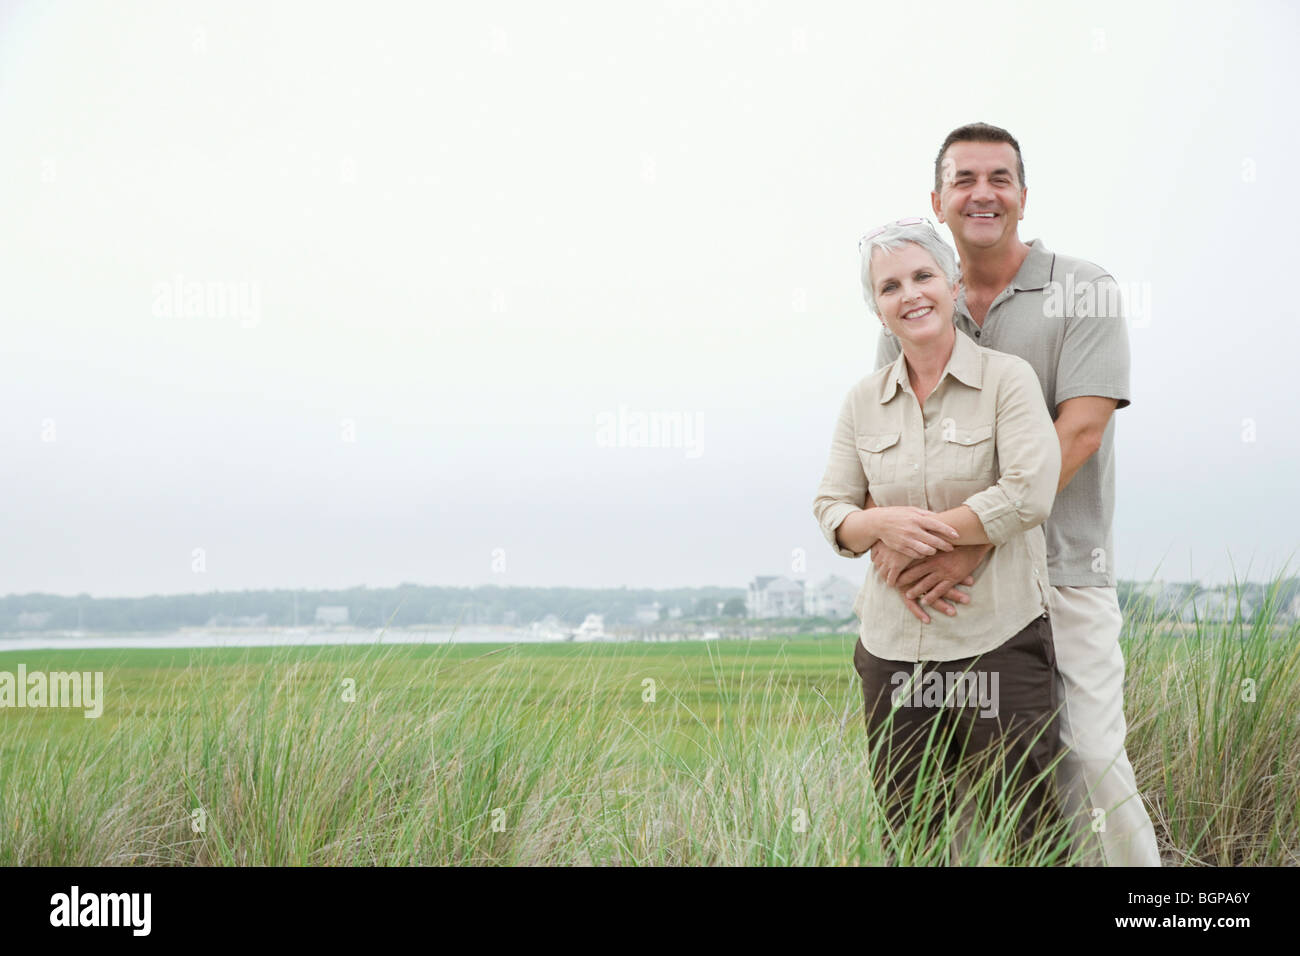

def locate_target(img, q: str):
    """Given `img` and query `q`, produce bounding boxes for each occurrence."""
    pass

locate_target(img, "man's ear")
[1019,187,1027,220]
[931,190,944,222]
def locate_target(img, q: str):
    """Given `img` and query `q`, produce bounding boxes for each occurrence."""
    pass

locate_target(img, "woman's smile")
[869,241,959,343]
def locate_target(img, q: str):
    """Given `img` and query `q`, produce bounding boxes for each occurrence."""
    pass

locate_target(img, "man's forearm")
[1054,397,1115,492]
[1056,427,1101,491]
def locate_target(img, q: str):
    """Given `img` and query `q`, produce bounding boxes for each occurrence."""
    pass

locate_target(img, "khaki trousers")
[1049,585,1161,866]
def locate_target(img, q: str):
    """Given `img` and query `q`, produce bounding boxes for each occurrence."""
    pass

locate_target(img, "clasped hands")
[866,501,990,624]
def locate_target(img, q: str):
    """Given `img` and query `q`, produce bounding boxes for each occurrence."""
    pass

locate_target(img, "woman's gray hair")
[859,221,959,316]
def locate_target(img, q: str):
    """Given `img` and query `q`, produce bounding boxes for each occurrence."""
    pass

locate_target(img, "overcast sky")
[3,0,1298,598]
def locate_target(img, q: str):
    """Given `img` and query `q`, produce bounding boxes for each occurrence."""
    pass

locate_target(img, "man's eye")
[916,273,933,280]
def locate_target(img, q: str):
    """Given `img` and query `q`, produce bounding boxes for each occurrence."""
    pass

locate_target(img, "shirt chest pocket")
[857,432,902,486]
[942,423,995,481]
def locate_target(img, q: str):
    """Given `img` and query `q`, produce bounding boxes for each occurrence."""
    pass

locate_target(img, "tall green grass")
[1122,573,1300,865]
[0,577,1295,865]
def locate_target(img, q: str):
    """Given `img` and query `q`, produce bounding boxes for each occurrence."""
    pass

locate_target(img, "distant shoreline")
[0,622,855,652]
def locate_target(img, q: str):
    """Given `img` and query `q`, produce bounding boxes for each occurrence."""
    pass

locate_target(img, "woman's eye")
[917,273,933,280]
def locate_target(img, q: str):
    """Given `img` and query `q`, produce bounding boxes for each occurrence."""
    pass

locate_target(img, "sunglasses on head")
[858,217,937,254]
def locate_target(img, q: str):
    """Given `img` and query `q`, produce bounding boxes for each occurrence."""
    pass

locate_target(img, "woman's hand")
[868,506,959,559]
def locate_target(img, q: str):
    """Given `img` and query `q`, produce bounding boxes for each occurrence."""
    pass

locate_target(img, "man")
[868,122,1160,867]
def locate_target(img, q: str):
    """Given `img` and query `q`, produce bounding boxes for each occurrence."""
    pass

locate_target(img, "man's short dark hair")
[934,122,1025,192]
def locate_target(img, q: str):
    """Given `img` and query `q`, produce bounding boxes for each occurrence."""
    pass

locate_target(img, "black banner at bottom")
[0,864,1282,943]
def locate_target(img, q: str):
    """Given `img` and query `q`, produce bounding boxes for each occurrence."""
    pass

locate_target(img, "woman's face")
[870,242,958,348]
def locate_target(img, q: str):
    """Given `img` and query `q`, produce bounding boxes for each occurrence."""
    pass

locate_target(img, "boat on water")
[571,613,608,641]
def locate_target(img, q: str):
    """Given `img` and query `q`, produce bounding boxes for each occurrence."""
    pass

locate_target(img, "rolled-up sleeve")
[963,358,1061,546]
[813,389,868,558]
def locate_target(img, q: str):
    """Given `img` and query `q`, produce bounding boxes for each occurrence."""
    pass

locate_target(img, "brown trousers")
[853,613,1062,852]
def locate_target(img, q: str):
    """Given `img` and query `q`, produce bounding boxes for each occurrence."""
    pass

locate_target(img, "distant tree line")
[4,577,1295,633]
[0,584,748,632]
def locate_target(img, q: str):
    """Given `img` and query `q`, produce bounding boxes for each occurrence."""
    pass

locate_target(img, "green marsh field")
[1,605,1296,866]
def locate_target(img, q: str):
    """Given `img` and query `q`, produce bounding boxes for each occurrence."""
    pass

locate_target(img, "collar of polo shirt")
[955,239,1058,319]
[1007,238,1056,293]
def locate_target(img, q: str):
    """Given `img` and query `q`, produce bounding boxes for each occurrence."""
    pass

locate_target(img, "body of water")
[0,626,560,652]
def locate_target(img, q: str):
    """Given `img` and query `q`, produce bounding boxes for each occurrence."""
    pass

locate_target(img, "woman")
[812,218,1063,853]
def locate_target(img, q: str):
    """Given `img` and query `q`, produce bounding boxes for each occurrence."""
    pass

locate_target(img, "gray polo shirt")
[875,238,1131,587]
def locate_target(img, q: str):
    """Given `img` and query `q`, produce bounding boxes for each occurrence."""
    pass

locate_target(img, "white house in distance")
[634,603,682,623]
[634,602,661,624]
[746,576,805,618]
[747,575,860,619]
[806,575,858,620]
[1179,588,1258,623]
[1132,580,1193,616]
[314,605,350,626]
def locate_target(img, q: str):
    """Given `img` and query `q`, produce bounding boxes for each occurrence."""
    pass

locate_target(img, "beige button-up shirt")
[813,329,1061,662]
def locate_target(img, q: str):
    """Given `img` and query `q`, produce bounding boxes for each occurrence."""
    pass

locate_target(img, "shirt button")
[913,463,919,471]
[974,330,981,338]
[1014,499,1023,507]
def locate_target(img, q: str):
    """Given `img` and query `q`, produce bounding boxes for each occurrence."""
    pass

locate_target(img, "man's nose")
[971,178,996,202]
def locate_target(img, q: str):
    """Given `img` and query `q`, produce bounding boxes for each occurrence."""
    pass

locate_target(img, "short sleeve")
[1055,274,1131,411]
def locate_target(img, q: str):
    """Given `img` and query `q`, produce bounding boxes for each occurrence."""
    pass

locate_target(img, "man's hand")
[869,544,926,621]
[870,540,914,588]
[898,544,989,604]
[872,542,989,624]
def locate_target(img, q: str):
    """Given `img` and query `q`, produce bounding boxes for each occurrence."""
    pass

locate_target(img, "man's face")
[931,141,1026,250]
